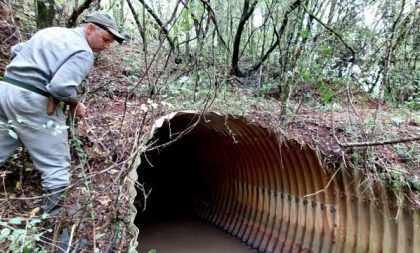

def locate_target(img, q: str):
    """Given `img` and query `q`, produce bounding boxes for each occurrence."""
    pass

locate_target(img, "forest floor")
[1,42,419,252]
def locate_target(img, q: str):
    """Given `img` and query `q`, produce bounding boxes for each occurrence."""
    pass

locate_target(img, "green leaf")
[95,233,106,240]
[391,115,405,126]
[352,152,361,164]
[301,69,313,81]
[178,76,190,84]
[409,175,420,191]
[321,46,333,56]
[299,29,311,37]
[8,130,18,140]
[16,116,23,123]
[9,229,25,250]
[23,245,34,253]
[0,228,11,241]
[8,217,23,225]
[46,120,54,128]
[148,249,157,253]
[128,245,137,253]
[34,233,42,241]
[319,84,334,103]
[29,219,42,226]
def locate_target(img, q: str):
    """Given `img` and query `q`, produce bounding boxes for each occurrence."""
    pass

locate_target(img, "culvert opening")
[134,112,419,253]
[137,122,207,220]
[136,115,258,252]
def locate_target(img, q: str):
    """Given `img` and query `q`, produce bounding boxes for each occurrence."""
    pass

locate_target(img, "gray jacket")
[5,27,94,102]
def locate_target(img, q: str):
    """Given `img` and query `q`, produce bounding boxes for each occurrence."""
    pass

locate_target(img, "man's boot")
[40,186,70,253]
[40,186,66,216]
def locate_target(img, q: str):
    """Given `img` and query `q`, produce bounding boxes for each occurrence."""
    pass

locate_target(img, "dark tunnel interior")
[135,119,211,223]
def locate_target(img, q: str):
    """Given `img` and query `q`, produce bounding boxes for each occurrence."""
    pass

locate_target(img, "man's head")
[82,12,124,53]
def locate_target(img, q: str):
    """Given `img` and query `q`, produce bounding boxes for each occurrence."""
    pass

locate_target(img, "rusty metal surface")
[143,111,420,253]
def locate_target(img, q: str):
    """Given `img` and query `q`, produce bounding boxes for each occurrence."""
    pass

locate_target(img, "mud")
[137,214,258,253]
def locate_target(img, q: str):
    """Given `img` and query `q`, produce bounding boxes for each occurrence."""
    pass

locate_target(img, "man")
[0,12,124,215]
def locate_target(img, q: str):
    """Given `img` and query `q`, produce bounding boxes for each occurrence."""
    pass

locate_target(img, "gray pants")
[0,81,70,190]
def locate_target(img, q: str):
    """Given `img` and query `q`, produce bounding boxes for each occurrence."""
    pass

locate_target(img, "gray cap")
[83,12,125,44]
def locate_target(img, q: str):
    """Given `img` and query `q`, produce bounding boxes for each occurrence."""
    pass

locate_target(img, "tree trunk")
[126,0,146,44]
[382,0,406,95]
[119,0,125,26]
[164,0,181,27]
[66,0,95,28]
[199,0,228,49]
[179,0,202,39]
[248,0,302,74]
[290,6,312,71]
[327,0,337,25]
[185,30,190,57]
[36,0,55,29]
[231,0,259,77]
[136,0,175,52]
[303,4,356,62]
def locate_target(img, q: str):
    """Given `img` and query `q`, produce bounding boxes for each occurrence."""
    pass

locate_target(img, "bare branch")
[66,0,95,28]
[198,0,228,50]
[248,0,302,74]
[340,136,420,148]
[136,0,176,51]
[126,0,146,44]
[302,4,356,62]
[179,0,203,38]
[164,0,181,27]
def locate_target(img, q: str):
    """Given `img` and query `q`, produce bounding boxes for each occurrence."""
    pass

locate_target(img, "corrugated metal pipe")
[136,111,419,253]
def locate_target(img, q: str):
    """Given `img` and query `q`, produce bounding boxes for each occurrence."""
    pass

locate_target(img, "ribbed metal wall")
[147,112,420,253]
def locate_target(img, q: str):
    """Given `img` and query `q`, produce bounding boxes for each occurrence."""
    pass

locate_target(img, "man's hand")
[47,95,59,115]
[70,102,87,118]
